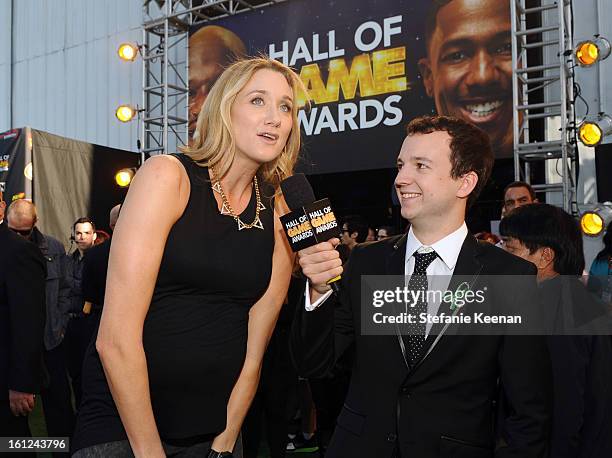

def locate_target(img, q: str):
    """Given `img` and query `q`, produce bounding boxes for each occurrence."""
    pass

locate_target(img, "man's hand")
[211,428,238,453]
[298,238,343,303]
[9,390,35,416]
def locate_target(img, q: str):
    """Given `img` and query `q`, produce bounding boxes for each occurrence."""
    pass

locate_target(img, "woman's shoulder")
[129,155,191,209]
[146,153,185,167]
[118,155,191,228]
[139,154,188,182]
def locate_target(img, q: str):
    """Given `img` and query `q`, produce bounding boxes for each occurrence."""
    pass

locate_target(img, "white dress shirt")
[305,223,469,336]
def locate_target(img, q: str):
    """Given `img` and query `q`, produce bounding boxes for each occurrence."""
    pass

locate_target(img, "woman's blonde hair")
[181,57,308,190]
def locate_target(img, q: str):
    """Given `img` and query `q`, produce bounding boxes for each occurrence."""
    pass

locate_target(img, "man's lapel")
[384,233,413,369]
[385,232,485,372]
[385,233,408,275]
[443,234,483,307]
[420,234,484,363]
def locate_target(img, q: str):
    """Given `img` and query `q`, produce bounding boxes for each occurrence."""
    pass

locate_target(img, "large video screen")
[189,0,512,174]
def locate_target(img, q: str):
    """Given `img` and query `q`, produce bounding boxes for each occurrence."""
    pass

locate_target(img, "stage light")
[580,204,612,237]
[115,168,136,188]
[118,43,138,62]
[578,114,612,146]
[116,105,136,122]
[24,162,32,181]
[575,37,611,66]
[581,212,604,236]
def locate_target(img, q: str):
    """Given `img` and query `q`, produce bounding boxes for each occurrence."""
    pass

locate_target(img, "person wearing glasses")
[339,216,368,252]
[6,199,75,440]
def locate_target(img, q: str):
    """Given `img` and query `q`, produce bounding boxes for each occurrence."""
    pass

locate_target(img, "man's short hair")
[499,203,585,275]
[343,216,369,243]
[406,115,494,208]
[73,217,96,232]
[503,181,536,201]
[424,0,453,47]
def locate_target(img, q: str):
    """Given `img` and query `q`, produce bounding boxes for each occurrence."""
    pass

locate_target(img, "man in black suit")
[0,191,46,443]
[7,198,75,443]
[291,116,552,458]
[500,203,612,458]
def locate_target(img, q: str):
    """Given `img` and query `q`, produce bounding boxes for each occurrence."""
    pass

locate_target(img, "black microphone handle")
[329,280,341,294]
[326,273,342,294]
[323,239,345,294]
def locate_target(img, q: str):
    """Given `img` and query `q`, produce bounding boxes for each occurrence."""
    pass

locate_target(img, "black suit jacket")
[0,223,46,397]
[539,276,612,458]
[291,233,552,458]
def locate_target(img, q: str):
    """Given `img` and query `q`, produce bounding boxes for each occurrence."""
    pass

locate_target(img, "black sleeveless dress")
[72,154,275,452]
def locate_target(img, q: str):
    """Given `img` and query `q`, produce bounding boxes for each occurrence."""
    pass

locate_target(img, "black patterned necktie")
[405,250,438,365]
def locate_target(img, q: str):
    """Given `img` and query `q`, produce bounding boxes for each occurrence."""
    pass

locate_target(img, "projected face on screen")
[188,26,246,138]
[418,0,513,157]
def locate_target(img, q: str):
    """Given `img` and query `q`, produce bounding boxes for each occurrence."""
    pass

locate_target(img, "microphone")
[280,174,342,293]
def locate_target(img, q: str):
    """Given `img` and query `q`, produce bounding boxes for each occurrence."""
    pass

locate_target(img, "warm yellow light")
[575,37,611,66]
[115,168,135,188]
[24,162,33,181]
[576,42,599,66]
[118,43,138,61]
[581,212,604,236]
[578,114,612,147]
[115,105,135,122]
[579,122,602,146]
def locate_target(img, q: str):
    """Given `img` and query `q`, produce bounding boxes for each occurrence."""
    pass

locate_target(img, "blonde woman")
[72,58,306,457]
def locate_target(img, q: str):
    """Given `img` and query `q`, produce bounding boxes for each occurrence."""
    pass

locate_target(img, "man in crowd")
[377,226,396,240]
[291,116,551,457]
[0,191,46,452]
[339,216,369,252]
[6,199,75,440]
[188,25,246,139]
[366,227,377,242]
[64,217,97,409]
[418,0,513,157]
[502,181,537,216]
[500,203,612,458]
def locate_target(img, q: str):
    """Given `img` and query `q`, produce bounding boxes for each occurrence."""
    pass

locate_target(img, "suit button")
[401,386,410,395]
[387,433,397,442]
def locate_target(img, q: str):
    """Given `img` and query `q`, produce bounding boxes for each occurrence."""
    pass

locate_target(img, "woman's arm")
[211,196,294,452]
[95,155,189,457]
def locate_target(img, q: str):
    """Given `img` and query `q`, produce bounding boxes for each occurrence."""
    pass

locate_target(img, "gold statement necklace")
[211,169,265,230]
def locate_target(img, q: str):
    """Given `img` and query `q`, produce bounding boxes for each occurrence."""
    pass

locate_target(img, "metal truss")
[511,0,578,213]
[141,0,287,155]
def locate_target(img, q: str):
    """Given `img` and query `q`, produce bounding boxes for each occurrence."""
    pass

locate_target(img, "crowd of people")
[1,54,611,458]
[0,196,122,455]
